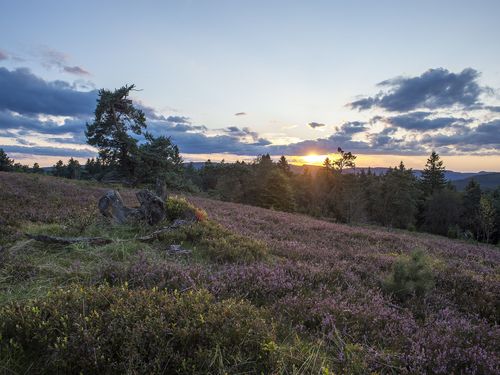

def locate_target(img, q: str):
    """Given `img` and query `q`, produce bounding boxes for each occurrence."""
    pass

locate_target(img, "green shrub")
[383,250,434,301]
[165,196,207,222]
[0,285,276,374]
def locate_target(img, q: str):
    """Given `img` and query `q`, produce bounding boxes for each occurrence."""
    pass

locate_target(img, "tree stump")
[98,189,166,225]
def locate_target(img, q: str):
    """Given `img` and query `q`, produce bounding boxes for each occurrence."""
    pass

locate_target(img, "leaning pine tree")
[85,84,146,180]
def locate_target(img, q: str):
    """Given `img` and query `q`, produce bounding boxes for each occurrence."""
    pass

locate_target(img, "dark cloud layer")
[382,112,472,131]
[0,144,96,158]
[423,119,500,151]
[350,68,485,112]
[0,66,499,159]
[0,67,97,116]
[0,111,86,136]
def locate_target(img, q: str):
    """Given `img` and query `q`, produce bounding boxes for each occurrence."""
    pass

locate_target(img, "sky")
[1,0,500,172]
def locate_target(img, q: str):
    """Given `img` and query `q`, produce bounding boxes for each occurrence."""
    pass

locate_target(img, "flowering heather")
[0,173,499,373]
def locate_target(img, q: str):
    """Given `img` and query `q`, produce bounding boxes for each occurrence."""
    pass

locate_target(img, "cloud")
[15,138,36,146]
[336,121,367,134]
[422,119,500,150]
[235,112,246,116]
[39,46,91,76]
[63,66,90,76]
[0,67,97,116]
[0,50,8,60]
[0,110,86,136]
[308,122,326,129]
[485,105,500,113]
[382,112,472,131]
[350,68,486,112]
[0,144,96,158]
[166,115,191,124]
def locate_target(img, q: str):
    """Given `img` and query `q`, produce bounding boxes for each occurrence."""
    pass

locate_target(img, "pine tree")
[462,179,481,238]
[333,147,356,173]
[32,163,42,174]
[277,155,292,177]
[53,160,66,177]
[67,158,81,179]
[380,162,419,228]
[479,195,496,243]
[262,169,295,211]
[421,151,446,196]
[85,84,146,178]
[0,148,14,172]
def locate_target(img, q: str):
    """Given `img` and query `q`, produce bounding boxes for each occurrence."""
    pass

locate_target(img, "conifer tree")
[421,151,446,196]
[462,179,481,238]
[0,148,14,171]
[277,155,292,177]
[86,84,146,178]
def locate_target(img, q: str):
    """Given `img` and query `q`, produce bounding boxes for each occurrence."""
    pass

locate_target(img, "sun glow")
[300,154,328,165]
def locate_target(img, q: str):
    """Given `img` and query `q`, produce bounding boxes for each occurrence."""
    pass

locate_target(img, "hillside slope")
[0,172,499,374]
[453,172,500,190]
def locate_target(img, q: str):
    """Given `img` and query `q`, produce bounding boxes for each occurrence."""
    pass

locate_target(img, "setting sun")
[301,154,327,165]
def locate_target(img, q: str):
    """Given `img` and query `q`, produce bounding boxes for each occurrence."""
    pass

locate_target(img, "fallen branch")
[137,219,194,242]
[25,219,194,246]
[26,234,113,246]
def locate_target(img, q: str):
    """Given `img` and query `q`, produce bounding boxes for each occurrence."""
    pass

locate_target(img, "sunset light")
[300,154,327,165]
[0,2,499,373]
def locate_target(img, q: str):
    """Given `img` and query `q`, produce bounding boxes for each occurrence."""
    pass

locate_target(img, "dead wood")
[26,234,113,246]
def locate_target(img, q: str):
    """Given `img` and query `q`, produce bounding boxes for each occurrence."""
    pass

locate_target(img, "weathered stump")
[136,190,166,225]
[98,189,166,225]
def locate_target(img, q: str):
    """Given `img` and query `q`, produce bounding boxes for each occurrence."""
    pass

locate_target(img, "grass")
[0,172,499,374]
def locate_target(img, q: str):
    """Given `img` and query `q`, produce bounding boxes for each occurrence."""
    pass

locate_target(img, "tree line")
[182,150,500,244]
[1,84,498,244]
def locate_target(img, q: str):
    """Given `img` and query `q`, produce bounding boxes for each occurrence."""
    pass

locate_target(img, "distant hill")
[452,173,500,191]
[289,164,496,181]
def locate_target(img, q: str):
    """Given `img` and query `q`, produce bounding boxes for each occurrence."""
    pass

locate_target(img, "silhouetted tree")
[421,151,446,196]
[277,155,292,177]
[333,147,356,173]
[380,162,420,228]
[86,84,146,178]
[53,160,66,177]
[479,195,496,243]
[462,179,481,238]
[66,158,81,179]
[137,133,182,184]
[423,189,461,236]
[0,148,14,171]
[32,163,43,174]
[262,169,295,211]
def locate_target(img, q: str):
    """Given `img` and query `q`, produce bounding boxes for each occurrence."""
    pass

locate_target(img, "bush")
[0,285,276,374]
[165,196,207,222]
[383,250,434,301]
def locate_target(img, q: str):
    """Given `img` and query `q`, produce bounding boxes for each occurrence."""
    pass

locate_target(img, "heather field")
[0,172,499,374]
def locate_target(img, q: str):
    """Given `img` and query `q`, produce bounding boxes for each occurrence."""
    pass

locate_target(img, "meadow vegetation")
[0,172,498,374]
